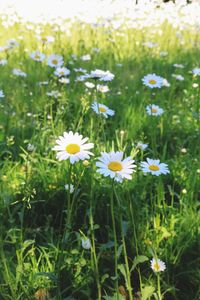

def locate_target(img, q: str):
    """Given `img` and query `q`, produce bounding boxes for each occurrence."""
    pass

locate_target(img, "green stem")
[157,274,162,300]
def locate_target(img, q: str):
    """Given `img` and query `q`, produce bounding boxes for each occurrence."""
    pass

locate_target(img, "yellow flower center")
[99,107,107,113]
[149,165,160,171]
[52,59,58,65]
[35,54,40,59]
[149,79,156,85]
[108,161,123,172]
[153,263,160,271]
[60,71,64,75]
[151,108,157,113]
[66,143,80,154]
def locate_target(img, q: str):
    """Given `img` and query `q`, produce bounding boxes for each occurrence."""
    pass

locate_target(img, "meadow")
[0,3,199,300]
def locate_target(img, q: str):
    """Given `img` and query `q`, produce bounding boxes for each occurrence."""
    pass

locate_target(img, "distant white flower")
[52,131,94,164]
[142,74,163,88]
[46,90,61,98]
[7,39,19,48]
[136,142,148,151]
[12,68,27,77]
[96,151,136,183]
[162,78,170,87]
[38,81,49,85]
[0,59,7,65]
[76,74,90,82]
[81,238,91,250]
[38,35,55,44]
[0,90,4,98]
[150,258,166,272]
[142,41,158,48]
[140,158,170,176]
[192,67,200,76]
[54,67,70,77]
[91,102,115,118]
[97,84,109,93]
[47,54,63,68]
[89,69,115,81]
[192,83,199,88]
[59,77,70,84]
[173,63,184,68]
[146,104,164,116]
[74,68,87,73]
[160,51,168,57]
[81,54,91,61]
[85,82,95,89]
[30,51,45,62]
[64,184,75,194]
[27,143,35,152]
[172,74,184,81]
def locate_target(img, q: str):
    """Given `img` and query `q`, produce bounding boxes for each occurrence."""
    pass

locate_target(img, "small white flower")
[192,67,200,76]
[54,67,70,77]
[64,184,75,194]
[52,131,94,164]
[142,74,163,88]
[91,102,115,118]
[150,258,166,273]
[74,67,87,73]
[85,82,95,89]
[0,59,7,65]
[76,74,90,82]
[160,51,168,57]
[27,143,35,152]
[0,90,5,98]
[12,68,27,77]
[89,69,115,81]
[96,151,136,183]
[30,51,45,62]
[47,54,63,68]
[136,142,148,151]
[81,238,91,250]
[46,90,61,98]
[38,35,55,44]
[146,104,164,116]
[59,77,70,84]
[162,79,170,87]
[140,158,170,176]
[97,84,109,93]
[172,74,184,81]
[81,54,91,61]
[173,63,184,68]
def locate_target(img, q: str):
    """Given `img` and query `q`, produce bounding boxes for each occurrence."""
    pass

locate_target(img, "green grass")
[0,12,199,300]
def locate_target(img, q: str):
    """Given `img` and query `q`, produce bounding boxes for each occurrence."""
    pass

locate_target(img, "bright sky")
[0,0,136,22]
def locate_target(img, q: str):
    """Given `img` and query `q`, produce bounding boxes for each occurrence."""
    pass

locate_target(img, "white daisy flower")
[97,84,109,93]
[30,51,45,62]
[0,59,7,65]
[81,238,91,250]
[58,77,70,84]
[64,184,75,194]
[142,73,163,88]
[47,54,63,68]
[0,90,5,98]
[91,102,115,118]
[89,69,115,81]
[52,131,94,164]
[192,67,200,76]
[146,104,164,116]
[38,35,55,44]
[136,142,148,151]
[54,67,70,77]
[96,151,136,183]
[81,54,91,61]
[12,68,27,77]
[140,158,170,176]
[172,74,184,81]
[150,258,166,273]
[46,90,61,98]
[173,63,184,68]
[85,82,95,89]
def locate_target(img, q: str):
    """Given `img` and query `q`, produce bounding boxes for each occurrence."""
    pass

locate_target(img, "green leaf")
[141,285,155,300]
[130,255,149,272]
[35,272,57,283]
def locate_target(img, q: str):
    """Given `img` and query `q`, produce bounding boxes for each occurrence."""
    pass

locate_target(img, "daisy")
[150,258,166,273]
[91,102,115,118]
[38,35,55,44]
[97,84,109,93]
[192,67,200,76]
[47,54,63,68]
[140,158,170,176]
[12,68,27,77]
[54,67,70,77]
[146,104,164,116]
[0,90,5,98]
[89,69,115,81]
[81,54,91,61]
[142,73,163,88]
[59,77,70,84]
[172,74,184,81]
[96,151,136,183]
[85,82,95,89]
[173,63,184,68]
[30,51,45,62]
[136,142,148,151]
[64,184,75,194]
[52,131,94,164]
